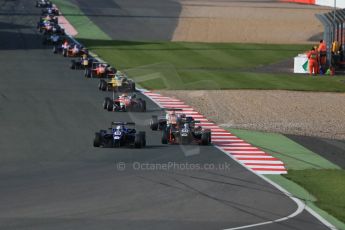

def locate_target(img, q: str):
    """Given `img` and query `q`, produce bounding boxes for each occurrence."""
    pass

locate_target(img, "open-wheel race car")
[161,120,211,145]
[150,109,194,131]
[37,15,58,29]
[93,122,146,148]
[41,7,59,16]
[37,19,65,38]
[42,33,64,45]
[53,41,87,57]
[36,0,52,8]
[84,62,115,78]
[103,93,146,112]
[70,56,96,70]
[98,71,136,92]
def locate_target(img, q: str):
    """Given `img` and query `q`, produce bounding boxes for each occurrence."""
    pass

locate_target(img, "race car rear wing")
[182,119,200,124]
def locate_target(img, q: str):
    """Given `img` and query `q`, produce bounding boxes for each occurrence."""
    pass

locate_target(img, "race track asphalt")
[0,0,332,229]
[72,0,182,41]
[287,135,345,169]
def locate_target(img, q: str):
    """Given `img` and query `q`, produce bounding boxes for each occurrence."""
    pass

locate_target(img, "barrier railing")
[316,9,345,63]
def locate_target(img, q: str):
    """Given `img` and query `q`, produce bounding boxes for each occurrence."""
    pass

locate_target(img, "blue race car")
[93,122,146,148]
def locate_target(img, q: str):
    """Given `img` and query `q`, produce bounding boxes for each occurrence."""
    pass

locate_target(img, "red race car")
[161,120,211,145]
[85,62,115,78]
[103,94,146,112]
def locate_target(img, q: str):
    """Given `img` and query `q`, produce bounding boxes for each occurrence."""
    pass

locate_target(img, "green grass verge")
[53,1,345,91]
[81,41,309,69]
[284,169,345,224]
[78,40,345,91]
[53,0,110,40]
[228,128,345,229]
[267,174,345,230]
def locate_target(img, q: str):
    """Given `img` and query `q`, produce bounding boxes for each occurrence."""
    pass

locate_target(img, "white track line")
[140,91,336,230]
[53,20,322,230]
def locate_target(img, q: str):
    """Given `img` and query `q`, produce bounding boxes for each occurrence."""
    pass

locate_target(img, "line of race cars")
[35,0,212,149]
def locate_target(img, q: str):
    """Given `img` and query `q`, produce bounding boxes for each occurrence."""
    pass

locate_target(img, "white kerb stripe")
[232,155,274,159]
[246,165,286,169]
[216,143,251,146]
[238,160,283,164]
[228,150,266,154]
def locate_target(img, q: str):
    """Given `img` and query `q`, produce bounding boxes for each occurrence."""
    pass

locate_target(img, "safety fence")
[316,8,345,63]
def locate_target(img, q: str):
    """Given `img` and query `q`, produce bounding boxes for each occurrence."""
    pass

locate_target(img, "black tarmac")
[0,0,332,229]
[287,135,345,169]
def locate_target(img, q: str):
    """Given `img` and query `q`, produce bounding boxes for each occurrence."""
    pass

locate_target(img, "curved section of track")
[0,0,332,229]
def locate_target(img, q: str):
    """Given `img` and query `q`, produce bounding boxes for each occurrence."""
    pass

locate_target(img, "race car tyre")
[130,81,136,91]
[134,132,145,148]
[106,84,113,91]
[103,97,111,110]
[84,69,91,78]
[150,116,159,130]
[161,129,168,144]
[70,60,76,69]
[140,100,146,112]
[93,133,102,147]
[107,100,114,112]
[98,81,102,90]
[201,130,211,145]
[100,80,107,91]
[101,80,106,90]
[139,131,146,147]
